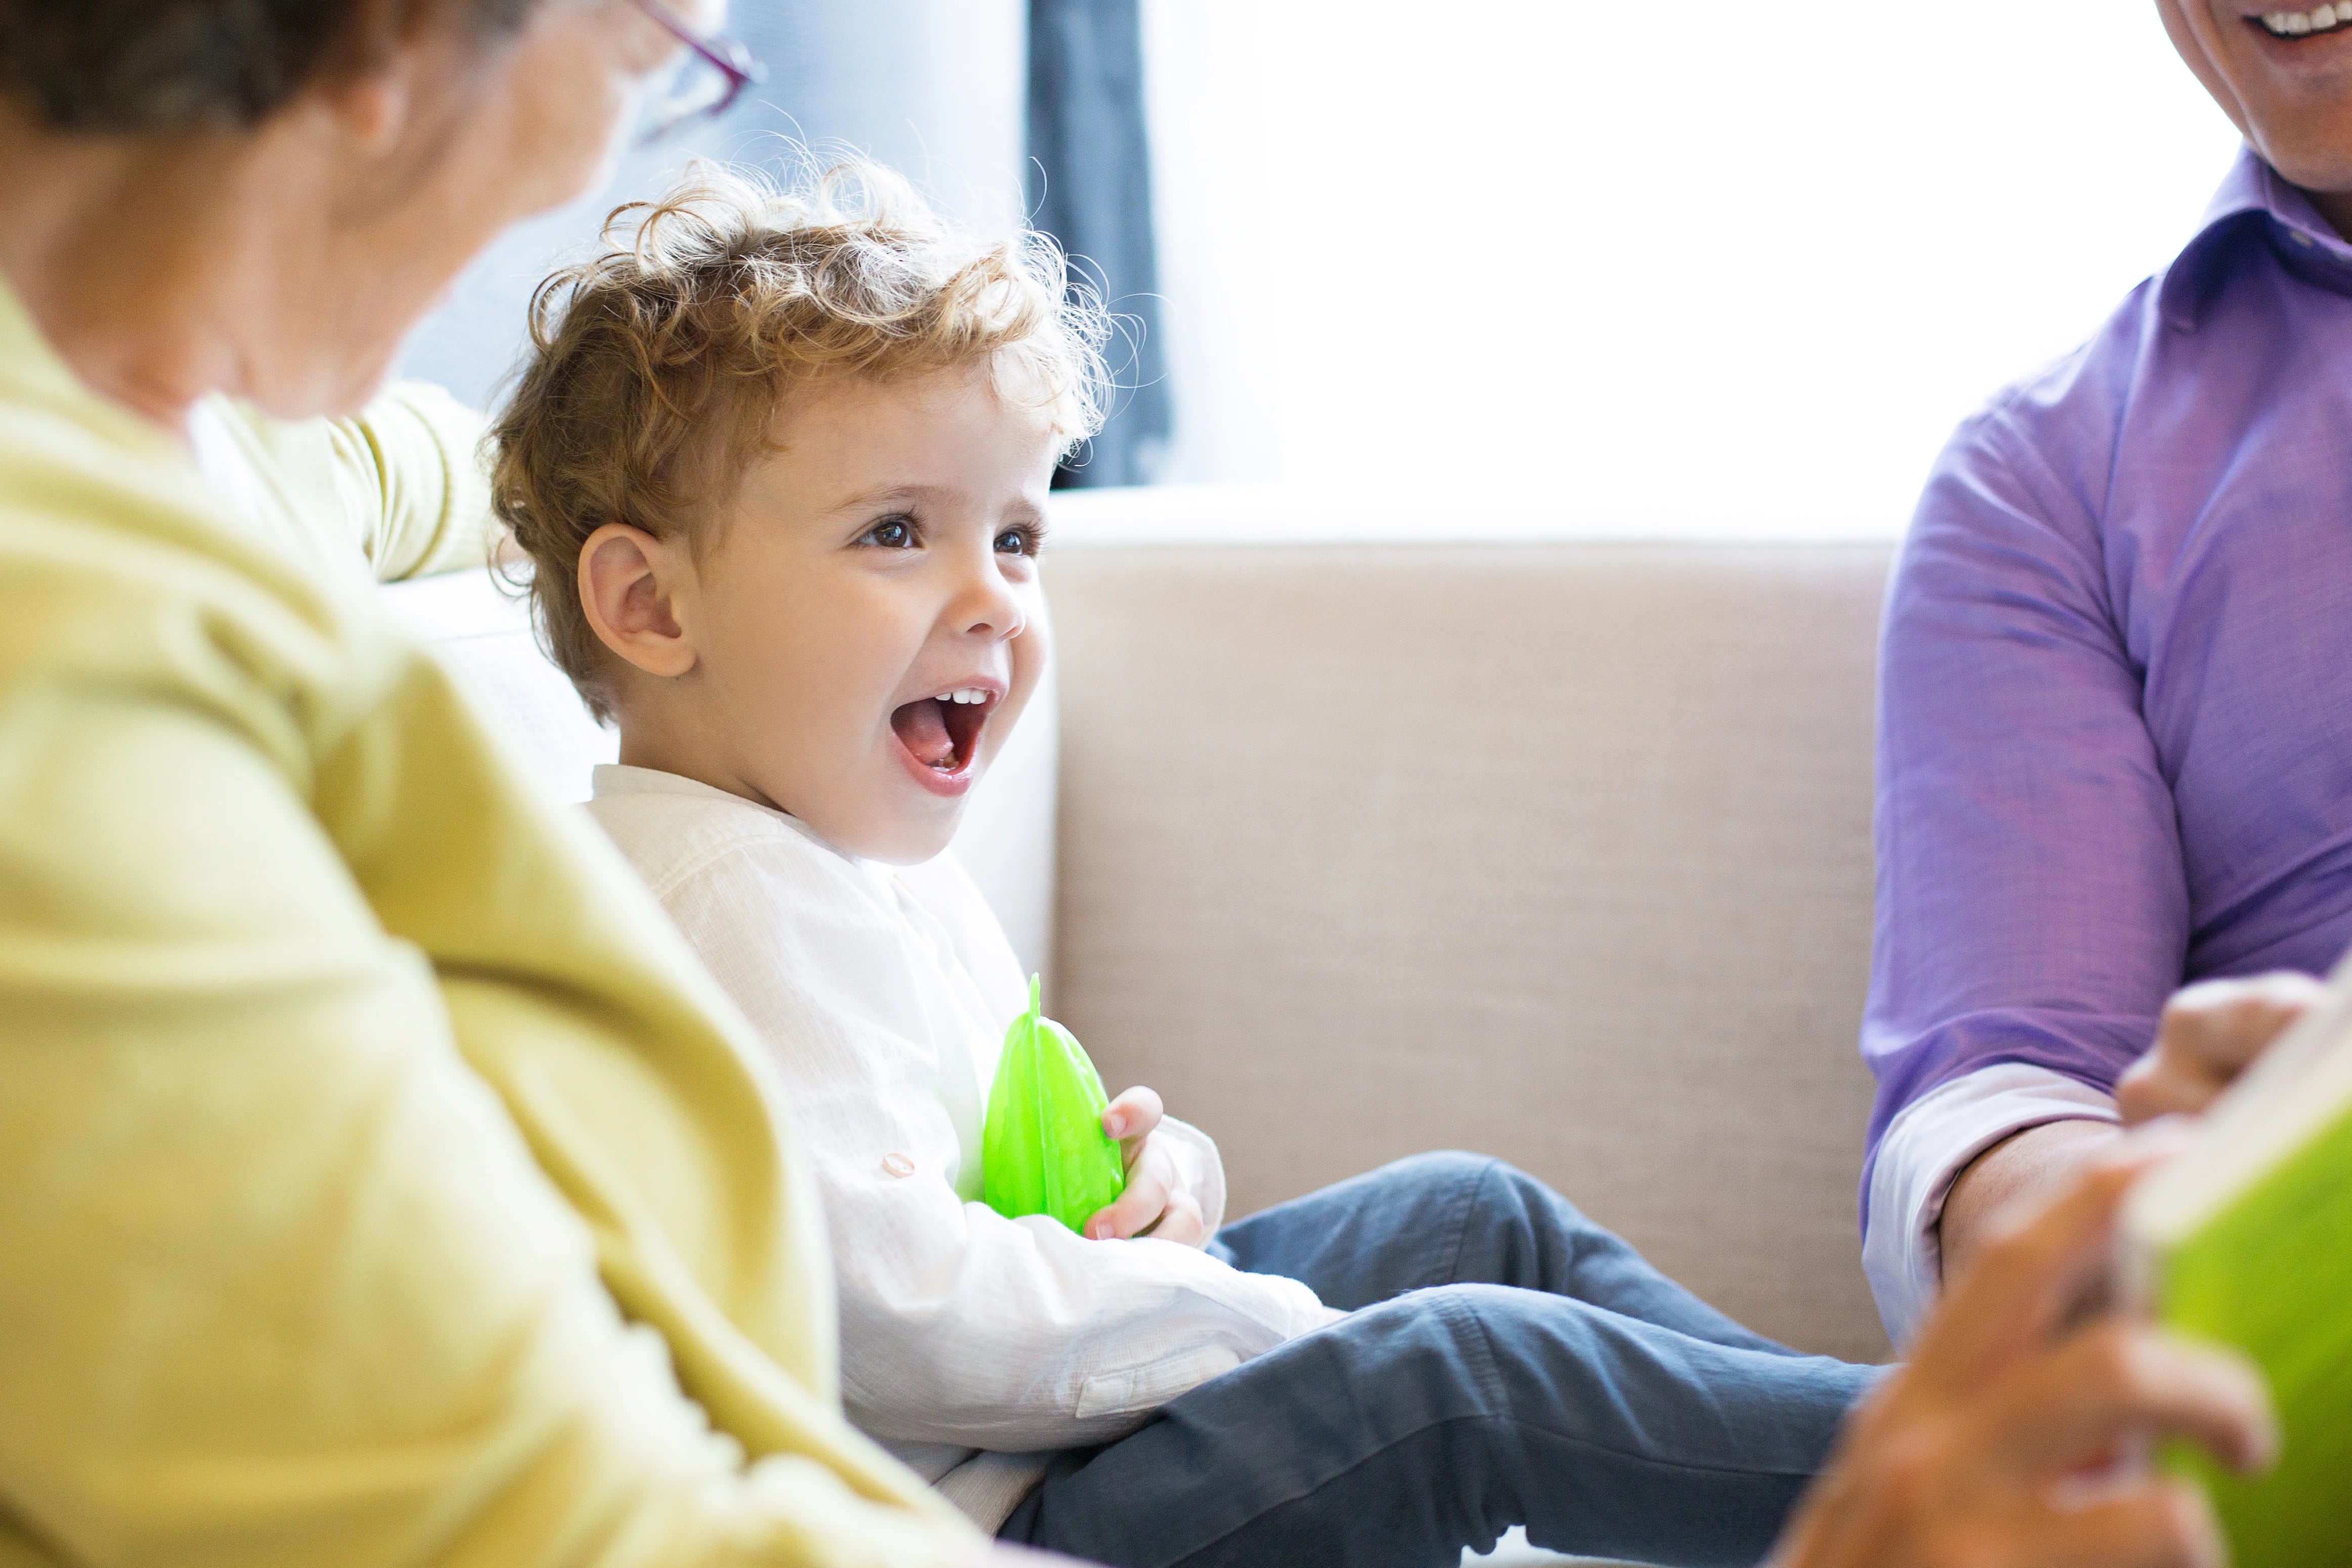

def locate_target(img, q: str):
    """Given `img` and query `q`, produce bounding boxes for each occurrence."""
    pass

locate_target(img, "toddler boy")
[493,161,1880,1568]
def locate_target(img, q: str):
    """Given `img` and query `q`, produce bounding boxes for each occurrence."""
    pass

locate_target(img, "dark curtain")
[1027,0,1170,488]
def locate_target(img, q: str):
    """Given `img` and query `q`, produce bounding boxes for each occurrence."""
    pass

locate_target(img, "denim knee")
[1374,1152,1586,1223]
[1341,1282,1527,1430]
[1479,1157,1592,1230]
[1367,1149,1505,1194]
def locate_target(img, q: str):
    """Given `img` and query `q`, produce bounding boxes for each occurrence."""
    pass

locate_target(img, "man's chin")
[2225,65,2352,194]
[2251,123,2352,221]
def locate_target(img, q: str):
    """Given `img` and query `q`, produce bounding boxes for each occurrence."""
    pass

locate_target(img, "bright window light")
[1143,2,2243,536]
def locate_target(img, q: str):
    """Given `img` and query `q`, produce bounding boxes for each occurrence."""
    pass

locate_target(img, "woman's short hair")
[0,0,536,131]
[491,157,1112,724]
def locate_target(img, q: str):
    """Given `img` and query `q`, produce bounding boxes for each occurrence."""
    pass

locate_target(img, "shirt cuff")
[1862,1063,2120,1347]
[1154,1116,1229,1237]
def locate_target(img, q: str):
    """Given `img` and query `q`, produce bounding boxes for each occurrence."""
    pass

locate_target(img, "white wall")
[1142,2,2244,536]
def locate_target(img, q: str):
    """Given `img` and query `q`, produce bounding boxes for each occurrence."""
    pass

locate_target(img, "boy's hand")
[1085,1087,1211,1246]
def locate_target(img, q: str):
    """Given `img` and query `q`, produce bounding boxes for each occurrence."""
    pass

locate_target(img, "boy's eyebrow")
[819,483,937,516]
[820,483,1047,523]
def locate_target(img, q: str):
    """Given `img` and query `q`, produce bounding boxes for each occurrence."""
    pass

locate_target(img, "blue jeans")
[998,1153,1882,1568]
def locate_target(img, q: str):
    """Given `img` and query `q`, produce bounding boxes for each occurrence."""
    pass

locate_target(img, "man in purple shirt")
[1864,0,2352,1342]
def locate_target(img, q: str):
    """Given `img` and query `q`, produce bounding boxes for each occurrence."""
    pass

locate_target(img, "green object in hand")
[982,975,1127,1234]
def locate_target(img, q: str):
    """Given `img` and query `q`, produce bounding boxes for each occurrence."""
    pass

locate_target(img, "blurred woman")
[0,2,1008,1563]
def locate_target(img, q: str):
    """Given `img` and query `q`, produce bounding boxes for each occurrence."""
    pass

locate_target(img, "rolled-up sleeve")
[1862,393,2180,1336]
[334,379,502,578]
[208,379,502,581]
[1154,1116,1231,1237]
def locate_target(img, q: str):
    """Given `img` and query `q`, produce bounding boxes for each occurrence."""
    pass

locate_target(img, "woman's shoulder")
[0,378,415,772]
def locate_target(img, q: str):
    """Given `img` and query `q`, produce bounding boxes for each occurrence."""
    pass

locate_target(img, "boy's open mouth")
[890,687,996,781]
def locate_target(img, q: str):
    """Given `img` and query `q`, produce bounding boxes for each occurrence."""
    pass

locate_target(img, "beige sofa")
[382,490,1899,1564]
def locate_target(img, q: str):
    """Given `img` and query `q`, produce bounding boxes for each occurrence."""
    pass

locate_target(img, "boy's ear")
[579,522,699,681]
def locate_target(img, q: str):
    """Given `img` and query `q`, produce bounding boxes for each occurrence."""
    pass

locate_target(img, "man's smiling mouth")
[2256,4,2352,38]
[890,687,996,776]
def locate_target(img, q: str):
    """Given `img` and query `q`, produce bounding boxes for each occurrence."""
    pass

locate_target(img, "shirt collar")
[2161,145,2352,331]
[590,761,858,861]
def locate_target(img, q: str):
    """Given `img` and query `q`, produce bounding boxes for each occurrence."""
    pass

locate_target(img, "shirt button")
[881,1153,917,1178]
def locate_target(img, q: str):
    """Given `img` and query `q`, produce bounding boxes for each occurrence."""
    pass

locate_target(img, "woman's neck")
[0,109,287,431]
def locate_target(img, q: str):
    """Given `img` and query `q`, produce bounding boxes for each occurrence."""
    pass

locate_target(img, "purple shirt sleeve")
[1861,381,2186,1207]
[1862,155,2352,1266]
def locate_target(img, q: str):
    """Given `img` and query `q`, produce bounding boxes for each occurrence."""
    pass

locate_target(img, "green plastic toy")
[982,975,1128,1233]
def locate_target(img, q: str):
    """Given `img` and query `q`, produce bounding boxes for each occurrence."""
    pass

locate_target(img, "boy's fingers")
[1086,1160,1171,1240]
[1980,1321,2277,1482]
[1101,1085,1163,1145]
[1145,1194,1208,1247]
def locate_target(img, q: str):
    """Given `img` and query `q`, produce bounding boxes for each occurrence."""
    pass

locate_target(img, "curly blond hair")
[489,157,1110,723]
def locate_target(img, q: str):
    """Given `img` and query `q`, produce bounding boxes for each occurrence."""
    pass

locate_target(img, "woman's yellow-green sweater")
[0,281,979,1568]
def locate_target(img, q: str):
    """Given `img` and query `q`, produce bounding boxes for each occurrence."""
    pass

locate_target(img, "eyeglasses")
[630,0,765,144]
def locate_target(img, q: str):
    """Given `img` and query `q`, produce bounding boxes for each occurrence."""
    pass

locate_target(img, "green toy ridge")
[981,974,1128,1234]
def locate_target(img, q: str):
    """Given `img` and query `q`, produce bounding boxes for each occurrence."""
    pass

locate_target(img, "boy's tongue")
[892,699,956,768]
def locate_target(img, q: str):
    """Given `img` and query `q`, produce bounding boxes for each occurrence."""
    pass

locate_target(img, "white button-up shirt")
[587,766,1338,1528]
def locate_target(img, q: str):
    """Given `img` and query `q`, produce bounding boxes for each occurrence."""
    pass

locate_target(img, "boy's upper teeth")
[941,688,990,704]
[2266,5,2352,34]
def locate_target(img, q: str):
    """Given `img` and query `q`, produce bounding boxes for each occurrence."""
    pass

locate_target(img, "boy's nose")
[954,561,1028,640]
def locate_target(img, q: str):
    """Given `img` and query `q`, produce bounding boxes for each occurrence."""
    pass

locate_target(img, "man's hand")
[1082,1086,1210,1246]
[1942,970,2326,1284]
[2117,973,2326,1126]
[1772,1141,2276,1568]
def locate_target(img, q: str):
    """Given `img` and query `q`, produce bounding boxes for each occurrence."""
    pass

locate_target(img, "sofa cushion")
[1045,541,1896,1363]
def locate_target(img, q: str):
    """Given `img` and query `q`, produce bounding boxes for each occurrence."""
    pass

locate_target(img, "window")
[402,2,2240,540]
[1142,2,2242,536]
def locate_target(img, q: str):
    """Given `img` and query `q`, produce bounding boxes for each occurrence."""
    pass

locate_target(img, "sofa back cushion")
[1045,542,1895,1362]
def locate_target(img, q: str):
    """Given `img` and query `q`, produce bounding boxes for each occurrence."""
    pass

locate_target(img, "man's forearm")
[1937,1118,2122,1285]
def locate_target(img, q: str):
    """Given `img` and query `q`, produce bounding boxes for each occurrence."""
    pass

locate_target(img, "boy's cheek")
[997,623,1052,751]
[1015,593,1052,680]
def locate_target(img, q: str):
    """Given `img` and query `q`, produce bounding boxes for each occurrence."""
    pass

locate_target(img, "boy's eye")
[995,527,1038,556]
[860,517,917,549]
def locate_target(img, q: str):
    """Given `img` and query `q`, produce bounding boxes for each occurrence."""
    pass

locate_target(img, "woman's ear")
[580,522,699,681]
[304,0,428,157]
[328,66,412,157]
